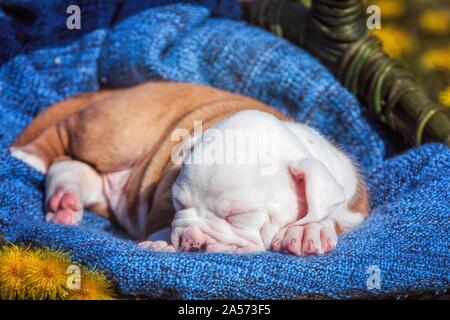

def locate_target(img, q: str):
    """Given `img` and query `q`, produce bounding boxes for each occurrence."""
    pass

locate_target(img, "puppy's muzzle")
[180,225,206,252]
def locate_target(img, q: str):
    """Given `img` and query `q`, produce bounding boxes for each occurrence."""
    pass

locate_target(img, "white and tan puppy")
[11,82,368,256]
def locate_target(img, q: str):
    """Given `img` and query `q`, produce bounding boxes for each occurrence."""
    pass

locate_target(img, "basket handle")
[241,0,450,147]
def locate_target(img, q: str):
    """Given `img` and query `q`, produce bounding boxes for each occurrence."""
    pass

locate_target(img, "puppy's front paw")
[46,187,83,225]
[138,240,176,252]
[272,222,337,256]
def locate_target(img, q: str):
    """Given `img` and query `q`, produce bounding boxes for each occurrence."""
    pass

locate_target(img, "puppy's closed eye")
[225,210,261,227]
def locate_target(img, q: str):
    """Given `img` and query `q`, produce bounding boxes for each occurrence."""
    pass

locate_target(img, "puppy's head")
[170,110,300,253]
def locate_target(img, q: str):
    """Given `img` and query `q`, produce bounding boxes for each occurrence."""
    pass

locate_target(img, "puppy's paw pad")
[45,209,83,226]
[48,188,81,212]
[60,193,80,211]
[46,187,83,225]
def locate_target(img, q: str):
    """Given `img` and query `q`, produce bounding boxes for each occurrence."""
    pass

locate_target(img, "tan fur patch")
[348,175,369,218]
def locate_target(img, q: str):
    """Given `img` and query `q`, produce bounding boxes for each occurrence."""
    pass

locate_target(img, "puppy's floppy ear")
[289,158,345,224]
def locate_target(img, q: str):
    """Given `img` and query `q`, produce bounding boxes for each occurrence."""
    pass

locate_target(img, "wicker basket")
[240,0,450,147]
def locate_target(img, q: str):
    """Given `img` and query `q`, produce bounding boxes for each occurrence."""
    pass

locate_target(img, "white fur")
[10,147,46,173]
[46,160,105,207]
[45,160,107,224]
[102,169,138,236]
[169,110,364,252]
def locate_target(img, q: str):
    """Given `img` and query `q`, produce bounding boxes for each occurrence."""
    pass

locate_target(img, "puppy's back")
[13,90,117,147]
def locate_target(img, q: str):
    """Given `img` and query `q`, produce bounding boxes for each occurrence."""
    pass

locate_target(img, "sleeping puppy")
[11,82,368,255]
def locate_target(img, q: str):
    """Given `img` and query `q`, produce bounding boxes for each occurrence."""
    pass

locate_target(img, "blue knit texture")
[0,0,448,299]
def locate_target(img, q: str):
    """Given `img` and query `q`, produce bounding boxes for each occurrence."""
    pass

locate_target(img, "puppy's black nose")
[188,245,202,253]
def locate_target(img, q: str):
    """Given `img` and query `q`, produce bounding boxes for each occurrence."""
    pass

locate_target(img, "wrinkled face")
[170,112,300,253]
[171,162,298,253]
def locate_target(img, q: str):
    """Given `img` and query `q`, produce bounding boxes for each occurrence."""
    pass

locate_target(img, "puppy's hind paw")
[46,187,83,226]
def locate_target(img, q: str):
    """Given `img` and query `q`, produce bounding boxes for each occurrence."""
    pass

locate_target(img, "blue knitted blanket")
[0,0,448,299]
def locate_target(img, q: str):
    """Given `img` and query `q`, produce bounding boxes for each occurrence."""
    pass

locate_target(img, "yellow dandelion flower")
[66,268,115,300]
[370,25,413,59]
[0,244,116,300]
[25,248,71,300]
[0,245,33,299]
[369,0,405,19]
[419,9,450,35]
[439,87,450,107]
[421,47,450,71]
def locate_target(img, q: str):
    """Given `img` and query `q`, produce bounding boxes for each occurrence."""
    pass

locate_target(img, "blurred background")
[298,0,450,108]
[363,0,450,108]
